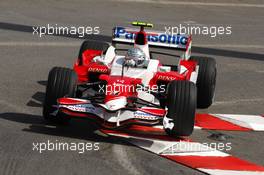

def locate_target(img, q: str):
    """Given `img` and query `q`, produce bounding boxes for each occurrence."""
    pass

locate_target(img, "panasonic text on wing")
[114,27,188,46]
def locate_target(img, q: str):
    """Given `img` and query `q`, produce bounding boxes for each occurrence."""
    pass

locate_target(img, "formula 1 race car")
[43,22,217,136]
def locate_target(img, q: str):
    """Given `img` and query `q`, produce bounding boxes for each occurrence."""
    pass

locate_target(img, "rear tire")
[43,67,77,123]
[190,57,217,108]
[164,80,196,136]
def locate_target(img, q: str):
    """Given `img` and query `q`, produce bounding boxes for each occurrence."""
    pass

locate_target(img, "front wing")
[55,97,165,129]
[54,97,264,133]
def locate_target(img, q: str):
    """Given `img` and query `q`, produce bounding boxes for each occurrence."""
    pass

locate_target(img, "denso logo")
[157,75,176,81]
[114,27,188,46]
[88,67,108,73]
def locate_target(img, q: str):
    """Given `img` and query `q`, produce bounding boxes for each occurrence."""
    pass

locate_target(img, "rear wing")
[112,26,192,59]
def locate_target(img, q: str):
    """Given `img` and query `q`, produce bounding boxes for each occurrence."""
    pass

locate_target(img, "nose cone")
[105,96,127,111]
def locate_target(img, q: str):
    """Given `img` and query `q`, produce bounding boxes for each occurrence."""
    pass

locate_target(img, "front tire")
[164,80,197,136]
[191,57,217,108]
[78,40,110,65]
[43,67,77,123]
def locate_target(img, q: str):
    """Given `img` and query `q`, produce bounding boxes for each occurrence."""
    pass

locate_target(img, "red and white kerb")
[101,130,264,175]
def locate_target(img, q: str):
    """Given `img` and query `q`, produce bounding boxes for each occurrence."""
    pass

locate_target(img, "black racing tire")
[43,67,77,123]
[164,80,197,136]
[78,40,110,65]
[190,57,217,108]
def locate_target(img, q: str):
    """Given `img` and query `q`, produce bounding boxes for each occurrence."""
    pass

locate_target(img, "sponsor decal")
[60,104,96,113]
[134,111,159,120]
[157,75,176,81]
[88,67,108,73]
[113,27,188,46]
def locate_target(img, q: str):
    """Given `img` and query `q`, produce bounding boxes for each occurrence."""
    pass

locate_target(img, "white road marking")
[113,0,264,8]
[0,41,81,47]
[193,44,264,49]
[163,151,229,157]
[214,114,264,131]
[198,169,264,175]
[214,98,264,105]
[0,41,264,49]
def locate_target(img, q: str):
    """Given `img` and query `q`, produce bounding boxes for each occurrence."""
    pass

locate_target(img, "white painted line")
[114,0,264,8]
[129,136,177,154]
[214,114,264,131]
[214,98,264,105]
[160,142,228,156]
[164,151,229,157]
[198,169,264,175]
[193,44,264,49]
[0,41,81,47]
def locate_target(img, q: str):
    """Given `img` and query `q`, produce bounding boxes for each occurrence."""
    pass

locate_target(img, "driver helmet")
[125,47,146,67]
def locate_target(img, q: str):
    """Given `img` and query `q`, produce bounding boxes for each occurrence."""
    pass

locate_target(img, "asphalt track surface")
[0,0,264,175]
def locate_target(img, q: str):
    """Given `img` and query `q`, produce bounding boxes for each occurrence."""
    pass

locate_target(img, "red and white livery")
[43,22,217,137]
